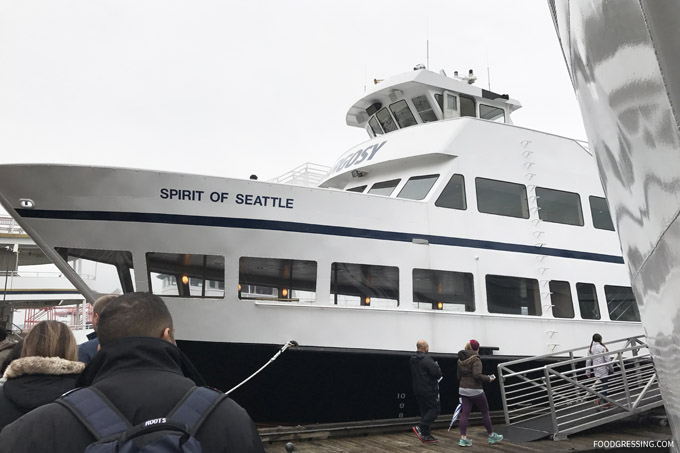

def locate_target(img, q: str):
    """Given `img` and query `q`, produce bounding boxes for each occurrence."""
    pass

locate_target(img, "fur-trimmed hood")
[3,356,85,380]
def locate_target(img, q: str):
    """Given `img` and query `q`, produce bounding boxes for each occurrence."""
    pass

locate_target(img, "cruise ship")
[0,67,644,423]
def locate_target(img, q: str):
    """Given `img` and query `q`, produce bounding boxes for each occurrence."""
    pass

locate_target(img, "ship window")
[368,116,383,136]
[577,282,600,320]
[549,280,575,318]
[347,185,367,193]
[368,179,400,196]
[479,104,505,123]
[435,174,466,210]
[376,108,397,133]
[536,187,584,226]
[238,257,317,303]
[460,95,476,118]
[590,196,615,231]
[434,94,444,112]
[146,252,224,298]
[413,269,474,312]
[486,275,541,316]
[397,174,439,200]
[412,95,438,123]
[389,100,417,129]
[331,262,399,308]
[56,247,135,294]
[604,285,640,322]
[476,178,529,219]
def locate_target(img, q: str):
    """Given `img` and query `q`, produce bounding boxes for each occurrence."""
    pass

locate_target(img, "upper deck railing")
[269,163,330,187]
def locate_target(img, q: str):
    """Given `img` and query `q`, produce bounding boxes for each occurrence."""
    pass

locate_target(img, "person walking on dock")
[410,339,442,444]
[456,339,503,447]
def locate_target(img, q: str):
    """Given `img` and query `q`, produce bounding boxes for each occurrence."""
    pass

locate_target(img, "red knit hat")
[469,339,480,351]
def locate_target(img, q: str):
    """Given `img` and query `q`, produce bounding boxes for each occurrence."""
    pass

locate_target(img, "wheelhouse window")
[476,178,529,219]
[376,108,397,133]
[239,257,316,302]
[549,280,575,318]
[413,269,474,311]
[434,94,444,112]
[56,247,135,294]
[460,95,476,118]
[479,104,505,123]
[397,175,439,200]
[605,285,640,322]
[487,275,541,316]
[435,174,466,210]
[412,95,438,123]
[368,117,383,136]
[347,185,366,193]
[368,179,400,196]
[576,282,600,320]
[590,196,615,231]
[536,187,584,226]
[331,262,398,308]
[147,252,224,298]
[389,100,417,129]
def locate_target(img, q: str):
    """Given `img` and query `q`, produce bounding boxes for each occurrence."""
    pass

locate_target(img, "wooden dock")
[262,417,672,452]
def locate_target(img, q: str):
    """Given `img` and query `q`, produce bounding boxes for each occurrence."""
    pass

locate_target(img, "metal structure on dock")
[498,335,663,441]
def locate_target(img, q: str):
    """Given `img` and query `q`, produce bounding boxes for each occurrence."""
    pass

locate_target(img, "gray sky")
[0,0,585,181]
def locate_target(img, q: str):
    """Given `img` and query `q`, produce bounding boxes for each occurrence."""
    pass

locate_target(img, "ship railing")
[268,162,331,187]
[497,335,663,440]
[0,216,26,235]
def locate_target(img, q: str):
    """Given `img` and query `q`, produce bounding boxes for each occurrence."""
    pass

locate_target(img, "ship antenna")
[426,18,429,70]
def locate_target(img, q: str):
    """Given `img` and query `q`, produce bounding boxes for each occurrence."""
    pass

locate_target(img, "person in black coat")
[0,321,85,430]
[409,339,442,444]
[0,292,265,452]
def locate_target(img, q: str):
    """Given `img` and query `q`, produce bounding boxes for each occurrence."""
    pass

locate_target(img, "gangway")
[497,335,664,441]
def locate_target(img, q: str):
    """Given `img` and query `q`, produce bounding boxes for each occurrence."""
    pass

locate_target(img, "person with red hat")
[456,339,503,447]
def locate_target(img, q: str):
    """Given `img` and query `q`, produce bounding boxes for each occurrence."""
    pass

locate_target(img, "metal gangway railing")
[0,215,26,235]
[498,335,663,440]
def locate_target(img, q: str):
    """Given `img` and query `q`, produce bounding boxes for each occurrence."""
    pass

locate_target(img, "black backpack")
[57,386,225,452]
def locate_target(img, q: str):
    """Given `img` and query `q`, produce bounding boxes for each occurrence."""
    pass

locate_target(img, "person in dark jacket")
[456,339,503,447]
[0,321,85,430]
[0,292,265,452]
[77,294,117,363]
[410,339,442,443]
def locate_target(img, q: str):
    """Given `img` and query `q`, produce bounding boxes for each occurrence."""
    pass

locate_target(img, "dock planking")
[263,418,672,452]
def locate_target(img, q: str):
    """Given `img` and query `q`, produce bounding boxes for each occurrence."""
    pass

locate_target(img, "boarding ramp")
[497,336,663,441]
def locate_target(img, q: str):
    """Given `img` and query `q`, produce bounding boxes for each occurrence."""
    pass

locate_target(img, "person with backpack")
[0,292,265,452]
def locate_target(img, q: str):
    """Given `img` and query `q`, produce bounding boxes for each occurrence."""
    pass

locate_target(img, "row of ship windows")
[367,93,505,137]
[57,248,639,323]
[349,173,615,231]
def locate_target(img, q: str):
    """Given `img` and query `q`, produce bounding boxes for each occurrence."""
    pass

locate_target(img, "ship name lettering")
[332,140,387,173]
[160,188,204,201]
[235,193,294,209]
[210,191,229,202]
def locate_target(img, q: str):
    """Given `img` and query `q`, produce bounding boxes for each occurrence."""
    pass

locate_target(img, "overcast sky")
[0,0,585,182]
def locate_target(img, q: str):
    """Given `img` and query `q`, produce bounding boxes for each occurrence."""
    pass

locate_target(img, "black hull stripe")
[16,209,625,264]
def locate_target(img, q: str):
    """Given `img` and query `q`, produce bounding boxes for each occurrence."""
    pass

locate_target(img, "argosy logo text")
[332,141,386,173]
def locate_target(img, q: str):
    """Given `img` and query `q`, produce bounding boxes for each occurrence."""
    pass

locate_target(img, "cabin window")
[331,262,399,308]
[389,100,418,129]
[368,116,383,136]
[604,285,640,322]
[486,275,541,316]
[368,179,400,196]
[590,196,615,231]
[146,252,224,298]
[376,108,397,133]
[435,174,466,210]
[460,95,476,118]
[239,257,317,302]
[549,280,575,318]
[347,185,367,193]
[536,187,584,226]
[434,94,444,112]
[413,269,474,311]
[56,247,135,294]
[412,95,438,123]
[479,104,505,123]
[576,282,600,320]
[476,178,529,219]
[397,174,439,200]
